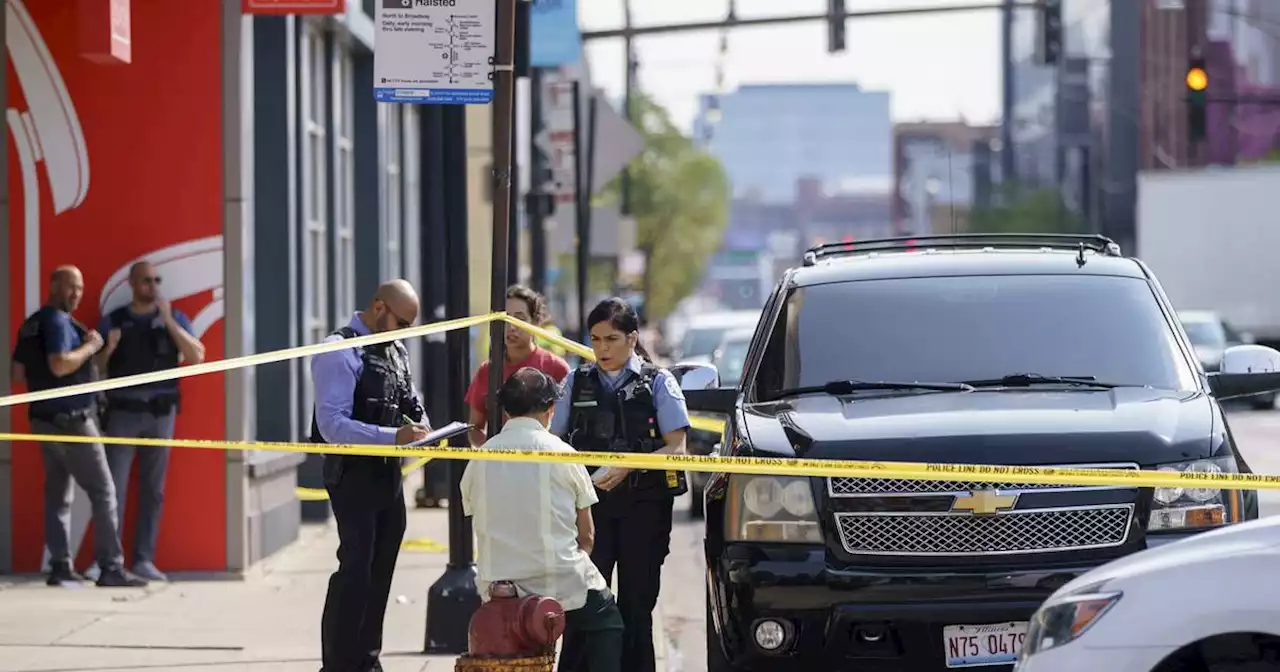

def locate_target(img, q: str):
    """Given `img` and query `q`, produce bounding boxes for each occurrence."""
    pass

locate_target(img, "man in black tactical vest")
[94,260,206,583]
[10,265,146,588]
[310,279,431,672]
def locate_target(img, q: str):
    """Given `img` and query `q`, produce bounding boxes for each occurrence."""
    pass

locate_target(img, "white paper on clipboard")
[405,421,472,447]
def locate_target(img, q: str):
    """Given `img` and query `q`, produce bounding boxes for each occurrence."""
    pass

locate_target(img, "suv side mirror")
[1208,344,1280,399]
[671,362,737,415]
[671,362,720,391]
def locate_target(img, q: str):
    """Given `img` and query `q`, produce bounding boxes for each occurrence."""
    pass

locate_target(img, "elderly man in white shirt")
[461,367,624,672]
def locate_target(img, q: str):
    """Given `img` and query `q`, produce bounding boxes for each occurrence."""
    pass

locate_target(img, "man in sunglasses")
[310,279,431,672]
[94,260,206,583]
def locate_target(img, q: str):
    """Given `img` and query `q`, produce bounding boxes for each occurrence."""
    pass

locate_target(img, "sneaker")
[96,566,149,588]
[131,561,168,582]
[46,563,85,587]
[83,564,101,582]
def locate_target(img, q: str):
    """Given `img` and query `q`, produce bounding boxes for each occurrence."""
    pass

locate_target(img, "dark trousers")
[104,407,177,565]
[557,589,625,672]
[586,492,675,672]
[321,457,407,672]
[32,415,126,571]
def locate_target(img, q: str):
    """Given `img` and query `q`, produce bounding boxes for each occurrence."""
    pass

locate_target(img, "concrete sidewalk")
[0,472,672,672]
[0,475,460,672]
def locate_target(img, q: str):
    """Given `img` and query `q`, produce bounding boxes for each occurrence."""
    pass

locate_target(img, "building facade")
[1007,0,1280,252]
[693,83,893,204]
[0,0,492,574]
[893,121,999,235]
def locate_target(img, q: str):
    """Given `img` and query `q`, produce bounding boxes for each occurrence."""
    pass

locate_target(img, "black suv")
[684,234,1277,671]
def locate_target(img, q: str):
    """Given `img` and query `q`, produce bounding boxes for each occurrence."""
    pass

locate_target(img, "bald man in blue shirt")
[309,279,431,672]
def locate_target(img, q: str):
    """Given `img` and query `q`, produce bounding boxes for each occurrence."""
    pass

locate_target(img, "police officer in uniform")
[310,279,431,672]
[94,260,206,582]
[11,265,146,588]
[550,298,691,672]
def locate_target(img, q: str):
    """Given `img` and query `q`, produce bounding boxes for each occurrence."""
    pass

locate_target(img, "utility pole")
[528,67,549,294]
[1001,0,1016,186]
[572,82,598,341]
[423,0,518,655]
[620,0,635,216]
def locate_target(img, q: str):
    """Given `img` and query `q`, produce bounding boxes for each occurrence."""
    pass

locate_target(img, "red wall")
[6,0,227,572]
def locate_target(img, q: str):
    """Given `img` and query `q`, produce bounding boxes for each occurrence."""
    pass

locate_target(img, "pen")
[402,414,415,426]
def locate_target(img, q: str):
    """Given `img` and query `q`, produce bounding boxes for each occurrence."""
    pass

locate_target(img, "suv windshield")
[755,274,1198,398]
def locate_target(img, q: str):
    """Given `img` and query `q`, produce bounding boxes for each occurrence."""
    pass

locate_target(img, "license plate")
[943,622,1028,667]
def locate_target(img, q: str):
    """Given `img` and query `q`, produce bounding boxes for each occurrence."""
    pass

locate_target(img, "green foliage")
[968,183,1086,234]
[596,91,730,321]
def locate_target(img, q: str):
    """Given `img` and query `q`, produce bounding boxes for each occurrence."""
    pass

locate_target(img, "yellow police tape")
[1,311,1269,492]
[0,429,1273,491]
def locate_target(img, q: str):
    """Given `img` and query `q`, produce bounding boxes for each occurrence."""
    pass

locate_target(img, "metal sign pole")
[423,0,518,655]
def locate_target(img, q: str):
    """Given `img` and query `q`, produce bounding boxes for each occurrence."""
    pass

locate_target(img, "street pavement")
[4,408,1280,672]
[0,470,462,672]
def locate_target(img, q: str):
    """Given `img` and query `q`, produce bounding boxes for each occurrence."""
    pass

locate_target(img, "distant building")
[1007,0,1280,251]
[893,121,999,235]
[693,83,893,204]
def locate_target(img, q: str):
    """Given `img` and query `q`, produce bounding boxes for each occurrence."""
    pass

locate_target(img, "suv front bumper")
[708,537,1195,672]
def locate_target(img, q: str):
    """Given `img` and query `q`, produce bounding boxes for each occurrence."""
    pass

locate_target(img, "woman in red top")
[465,284,571,447]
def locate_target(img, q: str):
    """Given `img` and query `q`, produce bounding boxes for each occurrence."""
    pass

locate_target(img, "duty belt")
[30,407,96,428]
[107,395,178,415]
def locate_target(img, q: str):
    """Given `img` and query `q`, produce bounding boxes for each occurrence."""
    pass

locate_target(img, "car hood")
[740,387,1216,466]
[1055,515,1280,594]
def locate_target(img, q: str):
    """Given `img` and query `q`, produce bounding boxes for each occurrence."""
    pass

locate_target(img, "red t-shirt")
[465,346,572,412]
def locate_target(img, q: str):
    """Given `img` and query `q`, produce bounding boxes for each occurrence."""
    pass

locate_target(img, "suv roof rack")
[801,233,1123,266]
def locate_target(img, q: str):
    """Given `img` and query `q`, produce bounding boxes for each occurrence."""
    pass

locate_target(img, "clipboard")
[405,421,472,447]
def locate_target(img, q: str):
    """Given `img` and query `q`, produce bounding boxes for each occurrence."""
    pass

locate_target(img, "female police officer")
[550,298,691,672]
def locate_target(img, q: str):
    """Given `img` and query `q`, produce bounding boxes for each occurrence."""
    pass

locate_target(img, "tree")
[597,91,730,321]
[967,183,1087,234]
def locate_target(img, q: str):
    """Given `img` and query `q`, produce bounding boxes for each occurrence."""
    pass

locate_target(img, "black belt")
[107,395,178,415]
[30,407,96,427]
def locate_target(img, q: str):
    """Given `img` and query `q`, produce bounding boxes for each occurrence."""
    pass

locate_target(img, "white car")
[1015,515,1280,671]
[672,310,759,362]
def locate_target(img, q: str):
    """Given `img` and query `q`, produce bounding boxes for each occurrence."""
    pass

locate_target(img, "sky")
[576,0,1005,132]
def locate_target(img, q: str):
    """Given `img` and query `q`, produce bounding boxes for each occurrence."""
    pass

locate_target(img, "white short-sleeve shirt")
[460,416,607,611]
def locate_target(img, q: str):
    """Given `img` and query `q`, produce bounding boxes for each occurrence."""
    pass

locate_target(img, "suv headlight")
[1147,456,1241,531]
[1021,590,1122,658]
[726,475,822,543]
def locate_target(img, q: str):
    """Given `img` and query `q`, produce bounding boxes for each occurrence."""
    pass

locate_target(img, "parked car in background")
[672,310,760,363]
[1015,514,1280,671]
[711,327,755,389]
[1179,310,1274,410]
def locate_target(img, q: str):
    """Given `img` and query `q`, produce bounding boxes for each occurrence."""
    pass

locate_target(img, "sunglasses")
[384,305,413,330]
[139,276,162,285]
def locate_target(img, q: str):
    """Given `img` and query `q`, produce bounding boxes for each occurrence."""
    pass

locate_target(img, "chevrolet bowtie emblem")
[952,490,1018,515]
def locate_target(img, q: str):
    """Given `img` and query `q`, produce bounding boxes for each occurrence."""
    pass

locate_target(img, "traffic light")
[1186,50,1208,142]
[827,0,845,53]
[1037,0,1062,65]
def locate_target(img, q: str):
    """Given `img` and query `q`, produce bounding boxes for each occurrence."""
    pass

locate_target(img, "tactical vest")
[310,326,419,458]
[12,307,96,416]
[103,307,181,402]
[566,363,688,499]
